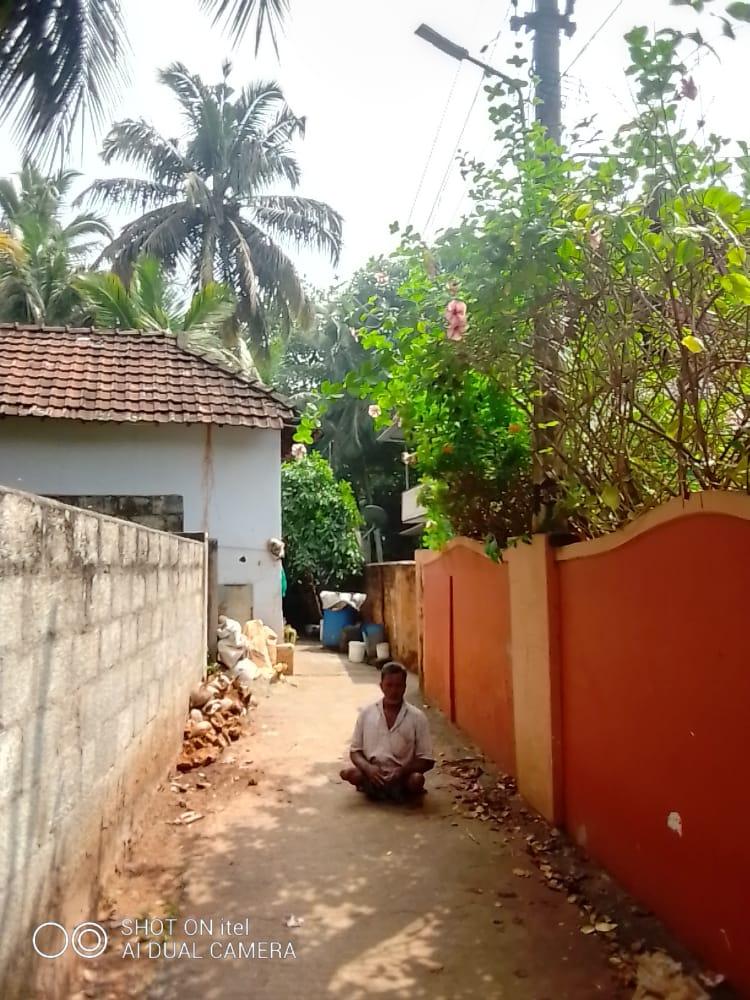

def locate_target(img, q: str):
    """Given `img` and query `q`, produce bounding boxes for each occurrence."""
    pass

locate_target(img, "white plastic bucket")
[376,642,391,660]
[348,641,366,663]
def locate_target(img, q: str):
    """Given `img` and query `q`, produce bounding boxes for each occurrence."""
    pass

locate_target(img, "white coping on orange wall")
[555,490,750,562]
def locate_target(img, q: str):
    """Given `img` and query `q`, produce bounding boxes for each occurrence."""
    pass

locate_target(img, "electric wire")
[562,0,624,77]
[423,7,509,236]
[406,61,463,229]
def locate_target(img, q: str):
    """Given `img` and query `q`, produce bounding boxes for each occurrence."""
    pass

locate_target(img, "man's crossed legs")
[340,764,425,803]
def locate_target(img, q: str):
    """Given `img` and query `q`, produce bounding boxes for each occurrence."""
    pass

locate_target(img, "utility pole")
[511,0,576,531]
[511,0,576,144]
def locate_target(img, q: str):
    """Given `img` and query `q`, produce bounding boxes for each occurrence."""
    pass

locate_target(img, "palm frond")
[228,217,258,312]
[230,141,302,194]
[232,81,287,144]
[0,1,129,157]
[250,195,343,263]
[263,107,306,149]
[184,172,214,213]
[231,216,312,347]
[76,177,177,213]
[99,203,200,271]
[53,167,83,202]
[159,62,214,129]
[62,212,113,244]
[182,282,236,332]
[100,120,189,183]
[0,267,46,323]
[75,270,141,329]
[200,0,288,54]
[133,255,178,321]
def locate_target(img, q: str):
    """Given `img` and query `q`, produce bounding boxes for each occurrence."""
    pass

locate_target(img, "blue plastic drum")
[321,606,358,648]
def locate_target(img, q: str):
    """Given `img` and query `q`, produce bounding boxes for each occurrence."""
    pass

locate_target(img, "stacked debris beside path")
[178,672,249,771]
[177,616,296,772]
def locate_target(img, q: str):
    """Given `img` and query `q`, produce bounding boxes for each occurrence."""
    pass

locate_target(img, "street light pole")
[414,23,527,125]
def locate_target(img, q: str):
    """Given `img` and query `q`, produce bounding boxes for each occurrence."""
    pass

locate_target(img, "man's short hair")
[381,661,407,680]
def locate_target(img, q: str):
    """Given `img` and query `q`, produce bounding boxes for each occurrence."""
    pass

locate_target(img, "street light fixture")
[414,24,469,63]
[414,23,526,123]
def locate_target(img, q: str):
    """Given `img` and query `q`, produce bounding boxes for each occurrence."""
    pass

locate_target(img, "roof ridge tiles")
[0,323,295,428]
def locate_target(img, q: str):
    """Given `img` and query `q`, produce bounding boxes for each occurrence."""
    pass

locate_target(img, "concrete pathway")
[126,647,619,999]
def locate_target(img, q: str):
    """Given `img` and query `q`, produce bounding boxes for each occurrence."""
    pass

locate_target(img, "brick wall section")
[46,493,185,533]
[364,562,418,670]
[0,486,205,998]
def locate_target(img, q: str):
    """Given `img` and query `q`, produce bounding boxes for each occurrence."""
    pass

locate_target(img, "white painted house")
[0,324,295,633]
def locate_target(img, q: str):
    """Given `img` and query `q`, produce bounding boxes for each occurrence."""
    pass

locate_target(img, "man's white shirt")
[350,700,434,778]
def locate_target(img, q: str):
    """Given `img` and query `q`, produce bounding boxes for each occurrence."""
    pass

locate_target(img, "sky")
[0,0,747,289]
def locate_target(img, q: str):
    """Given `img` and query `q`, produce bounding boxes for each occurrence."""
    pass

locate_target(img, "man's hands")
[363,761,388,787]
[351,751,388,787]
[351,751,434,787]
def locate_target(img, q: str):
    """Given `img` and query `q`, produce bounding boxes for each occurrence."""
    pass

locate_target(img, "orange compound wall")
[420,540,515,776]
[557,502,750,993]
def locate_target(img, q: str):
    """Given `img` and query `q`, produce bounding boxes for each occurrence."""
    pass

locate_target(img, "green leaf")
[558,237,577,262]
[704,186,742,215]
[727,2,750,21]
[727,245,747,268]
[574,203,593,221]
[625,26,649,46]
[681,334,705,353]
[601,485,619,510]
[721,272,750,302]
[675,238,700,265]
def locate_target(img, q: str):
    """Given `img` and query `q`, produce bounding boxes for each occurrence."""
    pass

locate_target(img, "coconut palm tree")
[0,160,112,324]
[0,1,286,155]
[76,254,257,373]
[79,62,343,357]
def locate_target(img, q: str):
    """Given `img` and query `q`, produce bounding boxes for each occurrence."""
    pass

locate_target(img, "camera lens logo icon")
[33,921,108,960]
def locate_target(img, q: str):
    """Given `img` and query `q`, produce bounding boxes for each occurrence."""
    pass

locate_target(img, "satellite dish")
[362,505,388,529]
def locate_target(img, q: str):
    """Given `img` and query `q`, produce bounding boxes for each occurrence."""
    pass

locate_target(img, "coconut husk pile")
[176,672,253,772]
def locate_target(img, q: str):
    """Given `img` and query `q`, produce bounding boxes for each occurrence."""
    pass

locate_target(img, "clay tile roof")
[0,324,295,429]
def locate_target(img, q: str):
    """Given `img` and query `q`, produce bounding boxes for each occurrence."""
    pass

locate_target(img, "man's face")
[381,671,406,707]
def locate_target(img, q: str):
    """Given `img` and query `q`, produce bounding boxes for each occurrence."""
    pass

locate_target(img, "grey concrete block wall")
[0,486,206,998]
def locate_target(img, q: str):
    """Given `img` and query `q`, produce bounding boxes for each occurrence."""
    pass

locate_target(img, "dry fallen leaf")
[594,921,618,934]
[698,971,725,988]
[513,868,532,878]
[581,925,597,936]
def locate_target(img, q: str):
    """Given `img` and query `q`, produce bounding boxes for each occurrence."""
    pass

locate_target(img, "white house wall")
[0,418,282,633]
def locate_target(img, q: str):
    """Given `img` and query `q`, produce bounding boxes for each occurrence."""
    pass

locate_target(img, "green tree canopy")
[281,453,363,591]
[302,14,750,547]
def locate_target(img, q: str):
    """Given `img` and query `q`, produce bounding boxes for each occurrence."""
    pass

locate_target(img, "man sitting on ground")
[340,662,434,802]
